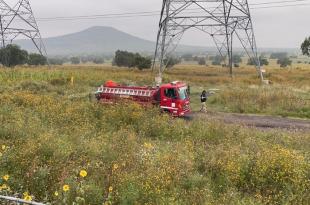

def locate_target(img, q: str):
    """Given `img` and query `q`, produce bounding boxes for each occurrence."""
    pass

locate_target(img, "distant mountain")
[15,26,213,56]
[15,26,299,56]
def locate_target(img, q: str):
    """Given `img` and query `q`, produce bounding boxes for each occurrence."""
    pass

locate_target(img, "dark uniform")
[200,90,207,112]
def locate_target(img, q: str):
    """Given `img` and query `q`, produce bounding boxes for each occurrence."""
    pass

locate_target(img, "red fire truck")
[95,80,191,117]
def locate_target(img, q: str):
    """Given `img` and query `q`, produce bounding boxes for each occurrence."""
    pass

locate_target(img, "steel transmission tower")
[154,0,264,83]
[0,0,47,57]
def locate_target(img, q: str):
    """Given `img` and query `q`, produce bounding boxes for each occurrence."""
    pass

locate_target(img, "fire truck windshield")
[178,87,188,100]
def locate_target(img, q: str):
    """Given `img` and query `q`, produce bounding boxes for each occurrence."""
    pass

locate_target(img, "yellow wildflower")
[1,145,5,150]
[113,164,119,171]
[2,174,9,181]
[24,195,32,201]
[108,186,113,192]
[79,170,87,178]
[144,142,154,149]
[0,184,8,190]
[63,184,70,192]
[54,191,59,196]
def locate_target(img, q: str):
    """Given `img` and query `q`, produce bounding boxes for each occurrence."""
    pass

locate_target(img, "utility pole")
[0,0,47,58]
[153,0,264,83]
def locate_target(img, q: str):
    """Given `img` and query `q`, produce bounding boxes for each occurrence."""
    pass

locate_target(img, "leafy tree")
[247,58,255,65]
[248,55,269,66]
[135,56,152,70]
[163,57,181,68]
[277,57,292,68]
[113,50,136,67]
[93,57,105,64]
[113,50,151,69]
[198,58,206,65]
[301,37,310,56]
[260,56,269,66]
[0,44,28,67]
[48,58,65,65]
[80,56,89,64]
[232,55,242,64]
[70,57,80,65]
[211,55,223,65]
[181,54,193,61]
[28,53,47,66]
[270,52,287,60]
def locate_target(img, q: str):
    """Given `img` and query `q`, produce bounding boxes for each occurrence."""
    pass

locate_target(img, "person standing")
[200,90,207,112]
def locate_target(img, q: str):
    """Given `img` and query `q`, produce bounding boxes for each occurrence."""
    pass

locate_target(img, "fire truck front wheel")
[160,108,171,114]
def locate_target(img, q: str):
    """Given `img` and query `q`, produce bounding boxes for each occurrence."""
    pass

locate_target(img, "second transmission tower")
[154,0,264,84]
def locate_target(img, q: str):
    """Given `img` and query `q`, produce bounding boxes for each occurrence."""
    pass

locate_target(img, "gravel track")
[189,112,310,132]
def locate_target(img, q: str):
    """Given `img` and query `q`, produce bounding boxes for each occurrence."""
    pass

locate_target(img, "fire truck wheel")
[161,109,170,114]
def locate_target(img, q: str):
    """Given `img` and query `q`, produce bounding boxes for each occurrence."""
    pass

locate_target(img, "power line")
[252,2,310,9]
[33,0,310,22]
[251,0,309,5]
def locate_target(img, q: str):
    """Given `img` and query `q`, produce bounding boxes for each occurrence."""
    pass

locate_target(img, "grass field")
[1,64,309,118]
[0,64,309,204]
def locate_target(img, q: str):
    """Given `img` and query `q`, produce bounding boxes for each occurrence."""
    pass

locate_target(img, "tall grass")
[209,85,310,118]
[1,65,309,119]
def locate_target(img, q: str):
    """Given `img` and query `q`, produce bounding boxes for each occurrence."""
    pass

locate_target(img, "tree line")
[183,52,308,68]
[0,44,47,67]
[179,37,310,68]
[1,37,309,68]
[193,54,269,67]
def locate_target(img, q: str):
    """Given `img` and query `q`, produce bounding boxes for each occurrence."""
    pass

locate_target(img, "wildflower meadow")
[0,65,309,204]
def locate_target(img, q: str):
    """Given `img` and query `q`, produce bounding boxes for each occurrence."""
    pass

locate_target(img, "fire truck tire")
[161,109,170,114]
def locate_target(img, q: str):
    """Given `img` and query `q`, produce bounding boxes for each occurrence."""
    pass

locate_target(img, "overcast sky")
[10,0,310,48]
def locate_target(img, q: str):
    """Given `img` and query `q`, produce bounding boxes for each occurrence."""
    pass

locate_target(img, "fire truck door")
[161,88,178,112]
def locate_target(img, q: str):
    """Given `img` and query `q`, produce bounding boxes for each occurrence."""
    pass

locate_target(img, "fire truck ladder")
[97,86,153,97]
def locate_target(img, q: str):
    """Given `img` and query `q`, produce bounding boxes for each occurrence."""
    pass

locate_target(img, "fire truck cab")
[156,81,190,116]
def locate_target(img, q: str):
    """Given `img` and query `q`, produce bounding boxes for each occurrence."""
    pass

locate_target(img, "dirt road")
[190,112,310,132]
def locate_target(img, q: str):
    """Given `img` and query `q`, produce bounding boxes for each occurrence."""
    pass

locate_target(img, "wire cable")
[36,0,310,21]
[34,2,310,22]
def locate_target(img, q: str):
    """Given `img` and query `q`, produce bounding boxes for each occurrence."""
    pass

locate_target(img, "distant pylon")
[153,0,264,83]
[0,0,47,57]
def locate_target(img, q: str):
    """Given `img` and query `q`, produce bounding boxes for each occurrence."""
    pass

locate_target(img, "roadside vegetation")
[0,64,309,204]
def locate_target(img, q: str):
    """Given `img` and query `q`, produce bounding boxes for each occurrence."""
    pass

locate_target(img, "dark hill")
[15,26,211,56]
